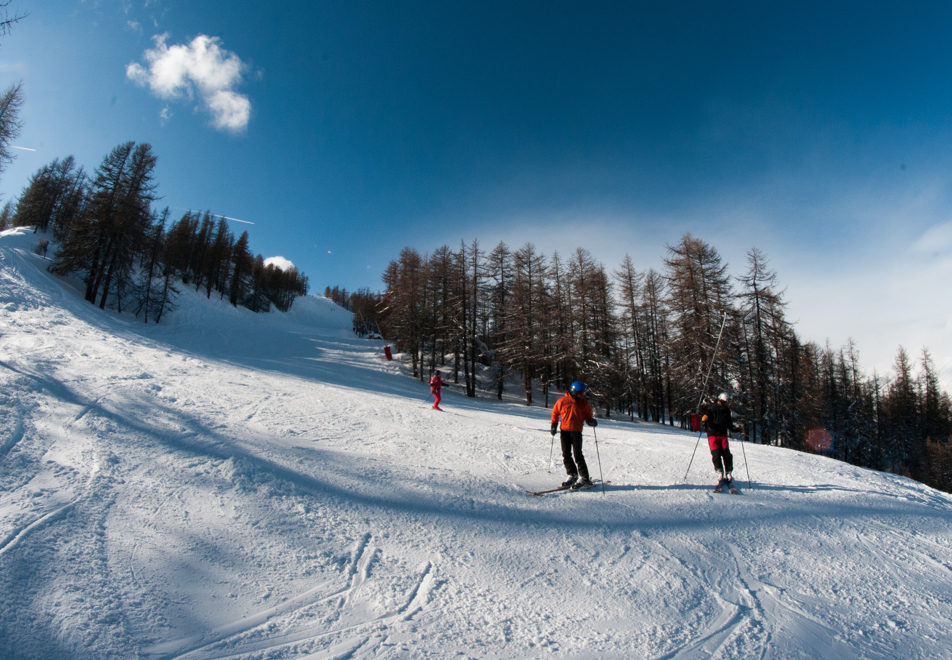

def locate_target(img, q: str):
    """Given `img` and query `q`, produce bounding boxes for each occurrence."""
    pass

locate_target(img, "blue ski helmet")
[569,381,587,394]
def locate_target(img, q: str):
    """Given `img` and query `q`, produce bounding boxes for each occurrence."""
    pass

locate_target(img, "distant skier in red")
[429,370,444,410]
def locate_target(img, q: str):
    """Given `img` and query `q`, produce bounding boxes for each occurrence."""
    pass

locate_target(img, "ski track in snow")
[2,226,952,659]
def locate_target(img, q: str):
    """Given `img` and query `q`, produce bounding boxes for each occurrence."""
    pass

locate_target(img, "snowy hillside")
[1,226,951,659]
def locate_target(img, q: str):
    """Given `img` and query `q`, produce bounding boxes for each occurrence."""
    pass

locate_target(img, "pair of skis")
[714,479,740,495]
[527,479,609,497]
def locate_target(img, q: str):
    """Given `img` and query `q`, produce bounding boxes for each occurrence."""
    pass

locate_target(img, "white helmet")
[717,392,730,402]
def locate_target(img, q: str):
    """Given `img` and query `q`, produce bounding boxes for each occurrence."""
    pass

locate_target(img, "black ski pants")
[560,431,589,481]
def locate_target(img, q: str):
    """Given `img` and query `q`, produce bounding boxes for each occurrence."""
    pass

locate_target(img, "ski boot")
[713,471,727,493]
[725,473,739,495]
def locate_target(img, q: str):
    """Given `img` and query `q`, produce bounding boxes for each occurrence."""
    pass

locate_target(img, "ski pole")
[548,431,555,473]
[592,426,605,494]
[739,434,752,490]
[694,311,729,414]
[684,311,728,483]
[683,431,704,481]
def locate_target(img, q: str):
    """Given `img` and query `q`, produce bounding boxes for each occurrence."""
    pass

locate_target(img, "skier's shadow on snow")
[626,482,918,501]
[608,483,739,493]
[746,483,882,496]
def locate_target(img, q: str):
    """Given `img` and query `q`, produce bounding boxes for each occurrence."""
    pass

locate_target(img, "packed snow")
[1,226,951,659]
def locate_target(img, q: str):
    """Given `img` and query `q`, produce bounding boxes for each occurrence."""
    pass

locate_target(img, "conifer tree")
[163,212,199,280]
[12,157,86,236]
[737,247,791,443]
[190,212,215,292]
[381,248,426,377]
[0,199,12,231]
[427,245,454,373]
[12,161,56,230]
[228,230,252,306]
[204,217,232,299]
[504,243,547,405]
[664,233,737,424]
[884,346,919,472]
[547,251,572,391]
[468,239,483,397]
[919,350,948,443]
[52,142,158,309]
[485,241,513,399]
[249,254,269,312]
[642,269,671,423]
[133,208,177,323]
[614,255,647,419]
[0,81,23,183]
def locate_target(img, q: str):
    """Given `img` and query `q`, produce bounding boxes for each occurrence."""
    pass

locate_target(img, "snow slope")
[1,226,951,659]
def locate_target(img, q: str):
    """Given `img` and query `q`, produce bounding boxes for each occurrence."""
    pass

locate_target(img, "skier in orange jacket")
[550,381,597,489]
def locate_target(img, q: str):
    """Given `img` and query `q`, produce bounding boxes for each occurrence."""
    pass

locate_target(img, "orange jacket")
[551,392,594,432]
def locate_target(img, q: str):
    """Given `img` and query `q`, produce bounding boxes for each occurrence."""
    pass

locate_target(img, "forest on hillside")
[0,143,309,319]
[331,236,952,493]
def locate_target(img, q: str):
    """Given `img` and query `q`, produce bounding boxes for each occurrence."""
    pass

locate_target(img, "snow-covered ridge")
[1,226,951,659]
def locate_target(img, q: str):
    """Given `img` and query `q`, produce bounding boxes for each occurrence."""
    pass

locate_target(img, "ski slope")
[1,226,951,659]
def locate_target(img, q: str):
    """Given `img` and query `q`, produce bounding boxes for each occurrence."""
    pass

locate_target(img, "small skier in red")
[429,370,444,410]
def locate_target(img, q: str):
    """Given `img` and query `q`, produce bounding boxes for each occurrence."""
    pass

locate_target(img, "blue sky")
[2,0,951,384]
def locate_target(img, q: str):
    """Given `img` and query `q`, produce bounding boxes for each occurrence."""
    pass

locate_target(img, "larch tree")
[133,207,174,323]
[613,255,646,419]
[0,80,23,183]
[228,230,253,306]
[0,199,12,230]
[485,241,513,399]
[736,247,792,444]
[505,243,547,406]
[664,233,737,423]
[0,1,27,39]
[13,156,86,236]
[52,141,158,310]
[884,346,918,472]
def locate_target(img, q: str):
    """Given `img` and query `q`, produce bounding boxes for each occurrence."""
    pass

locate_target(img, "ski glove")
[550,423,558,436]
[587,419,597,427]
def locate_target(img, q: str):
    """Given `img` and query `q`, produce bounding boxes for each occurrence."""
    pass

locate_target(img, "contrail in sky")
[170,206,254,224]
[11,146,36,151]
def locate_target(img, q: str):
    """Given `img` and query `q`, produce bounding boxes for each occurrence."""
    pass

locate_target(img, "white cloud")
[206,90,252,132]
[127,33,251,133]
[264,257,295,272]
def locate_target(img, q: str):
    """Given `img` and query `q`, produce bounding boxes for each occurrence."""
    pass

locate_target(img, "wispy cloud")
[911,220,952,254]
[127,33,251,133]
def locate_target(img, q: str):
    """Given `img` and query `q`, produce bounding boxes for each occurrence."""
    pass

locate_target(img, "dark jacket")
[703,402,737,436]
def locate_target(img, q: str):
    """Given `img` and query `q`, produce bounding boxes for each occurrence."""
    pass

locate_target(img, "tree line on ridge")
[1,142,309,320]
